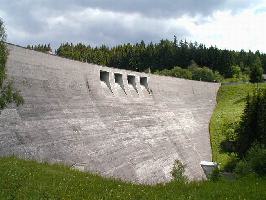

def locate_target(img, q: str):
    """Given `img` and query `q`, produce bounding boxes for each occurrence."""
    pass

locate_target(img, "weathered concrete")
[0,44,220,184]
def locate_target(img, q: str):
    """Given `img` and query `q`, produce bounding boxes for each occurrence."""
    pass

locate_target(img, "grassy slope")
[0,157,266,200]
[210,83,266,167]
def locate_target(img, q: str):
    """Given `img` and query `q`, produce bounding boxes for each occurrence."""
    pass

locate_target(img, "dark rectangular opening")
[114,73,126,94]
[100,70,109,82]
[127,75,135,85]
[127,75,138,93]
[140,76,150,94]
[140,77,148,86]
[115,73,122,84]
[100,70,113,93]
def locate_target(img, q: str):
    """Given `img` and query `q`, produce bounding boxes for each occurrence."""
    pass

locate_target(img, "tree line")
[27,37,266,82]
[26,44,52,53]
[55,38,266,76]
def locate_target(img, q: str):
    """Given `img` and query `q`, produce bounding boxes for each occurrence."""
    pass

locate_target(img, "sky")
[0,0,266,52]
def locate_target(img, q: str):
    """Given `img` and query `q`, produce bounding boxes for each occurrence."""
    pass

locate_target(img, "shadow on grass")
[233,97,246,105]
[219,140,237,153]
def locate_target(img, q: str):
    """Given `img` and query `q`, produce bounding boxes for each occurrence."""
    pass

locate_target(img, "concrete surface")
[0,44,220,184]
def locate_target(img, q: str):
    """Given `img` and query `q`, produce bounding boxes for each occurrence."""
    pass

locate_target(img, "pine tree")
[52,38,266,79]
[237,89,266,156]
[250,56,263,83]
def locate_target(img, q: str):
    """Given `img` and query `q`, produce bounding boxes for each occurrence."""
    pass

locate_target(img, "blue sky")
[0,0,266,52]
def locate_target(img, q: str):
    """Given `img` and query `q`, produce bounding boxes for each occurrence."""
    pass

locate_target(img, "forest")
[27,37,266,82]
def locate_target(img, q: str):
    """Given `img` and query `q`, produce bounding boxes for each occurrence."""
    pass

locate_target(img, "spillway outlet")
[140,76,150,94]
[114,73,126,94]
[100,70,113,93]
[127,75,138,93]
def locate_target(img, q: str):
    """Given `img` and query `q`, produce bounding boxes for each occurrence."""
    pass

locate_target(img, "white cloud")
[6,7,189,47]
[185,4,266,52]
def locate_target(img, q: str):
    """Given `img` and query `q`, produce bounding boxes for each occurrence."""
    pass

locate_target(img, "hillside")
[210,83,266,167]
[0,157,265,200]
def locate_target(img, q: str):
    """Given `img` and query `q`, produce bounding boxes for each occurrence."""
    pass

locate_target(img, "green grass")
[210,83,266,167]
[0,157,266,200]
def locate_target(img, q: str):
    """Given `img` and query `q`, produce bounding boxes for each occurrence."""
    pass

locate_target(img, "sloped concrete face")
[0,44,220,184]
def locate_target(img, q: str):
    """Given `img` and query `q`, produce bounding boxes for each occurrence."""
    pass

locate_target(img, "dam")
[0,44,220,184]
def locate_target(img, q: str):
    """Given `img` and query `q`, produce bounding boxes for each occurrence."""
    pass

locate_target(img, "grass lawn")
[209,83,266,168]
[0,157,266,200]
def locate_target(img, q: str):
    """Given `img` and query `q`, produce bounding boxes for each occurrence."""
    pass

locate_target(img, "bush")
[234,145,266,176]
[171,160,187,183]
[219,121,238,153]
[225,128,238,142]
[246,145,266,175]
[155,65,223,82]
[223,153,239,172]
[231,65,241,79]
[155,66,192,80]
[188,66,218,82]
[230,145,266,177]
[214,71,224,82]
[234,160,251,176]
[221,122,239,152]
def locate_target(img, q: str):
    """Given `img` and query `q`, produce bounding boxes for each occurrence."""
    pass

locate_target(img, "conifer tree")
[249,56,263,83]
[53,37,266,81]
[237,89,266,156]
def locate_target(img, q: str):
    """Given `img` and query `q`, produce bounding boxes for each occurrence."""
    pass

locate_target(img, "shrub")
[188,66,222,82]
[246,145,266,175]
[155,66,192,80]
[223,153,239,172]
[231,145,266,177]
[225,128,238,142]
[234,145,266,176]
[172,67,192,80]
[234,160,251,176]
[214,71,224,82]
[155,65,223,82]
[171,160,187,183]
[231,65,241,79]
[220,122,239,153]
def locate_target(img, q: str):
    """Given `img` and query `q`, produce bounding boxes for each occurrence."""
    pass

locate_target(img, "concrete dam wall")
[0,44,220,184]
